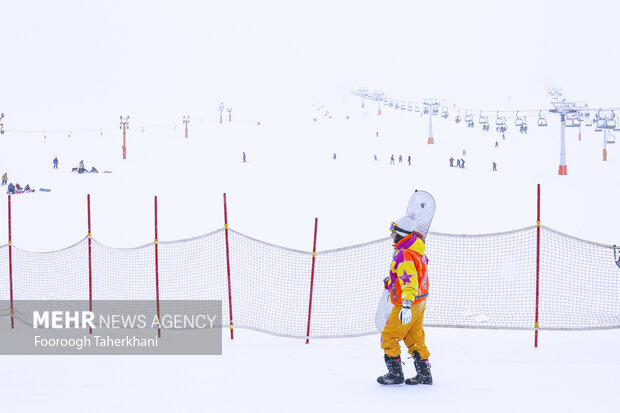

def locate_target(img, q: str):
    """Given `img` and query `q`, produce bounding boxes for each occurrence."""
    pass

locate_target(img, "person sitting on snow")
[24,184,31,191]
[15,183,22,190]
[90,167,98,173]
[7,183,15,194]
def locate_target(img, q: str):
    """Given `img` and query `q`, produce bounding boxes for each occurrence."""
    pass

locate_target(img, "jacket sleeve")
[395,255,419,303]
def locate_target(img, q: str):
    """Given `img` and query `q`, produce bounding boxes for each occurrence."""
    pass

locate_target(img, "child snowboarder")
[377,190,436,386]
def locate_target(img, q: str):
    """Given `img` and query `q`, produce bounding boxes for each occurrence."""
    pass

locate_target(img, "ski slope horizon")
[1,92,619,253]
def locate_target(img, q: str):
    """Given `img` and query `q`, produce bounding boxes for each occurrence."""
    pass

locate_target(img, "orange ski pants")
[380,300,430,360]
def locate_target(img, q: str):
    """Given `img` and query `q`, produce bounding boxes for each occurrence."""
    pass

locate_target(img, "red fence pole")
[8,195,14,329]
[223,193,234,339]
[154,196,161,338]
[305,218,318,344]
[87,194,93,334]
[535,184,541,347]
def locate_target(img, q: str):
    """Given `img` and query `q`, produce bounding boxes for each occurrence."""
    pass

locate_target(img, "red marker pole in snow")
[120,115,130,159]
[87,194,93,334]
[154,196,161,338]
[183,115,190,138]
[535,184,541,347]
[8,195,14,329]
[305,218,318,344]
[223,193,234,339]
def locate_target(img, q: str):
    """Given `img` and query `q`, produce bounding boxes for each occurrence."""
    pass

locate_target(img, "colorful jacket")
[385,233,429,305]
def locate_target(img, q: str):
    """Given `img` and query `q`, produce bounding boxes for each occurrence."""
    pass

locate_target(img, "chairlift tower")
[227,108,232,122]
[574,102,588,141]
[120,115,130,159]
[360,88,368,108]
[424,99,439,144]
[183,115,190,138]
[549,100,577,175]
[219,103,225,124]
[595,110,616,161]
[375,91,384,115]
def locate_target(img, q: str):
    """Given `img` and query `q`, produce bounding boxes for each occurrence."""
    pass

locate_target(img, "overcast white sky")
[2,0,619,131]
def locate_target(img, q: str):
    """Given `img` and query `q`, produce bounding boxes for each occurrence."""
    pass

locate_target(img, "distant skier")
[1,172,7,185]
[7,183,15,194]
[377,190,435,386]
[376,131,379,137]
[495,141,499,148]
[333,153,337,160]
[374,154,378,161]
[456,159,461,168]
[461,159,465,168]
[462,149,466,157]
[408,155,411,166]
[53,157,59,169]
[390,155,395,165]
[399,155,403,164]
[242,152,247,163]
[449,157,454,167]
[78,160,86,174]
[493,162,497,171]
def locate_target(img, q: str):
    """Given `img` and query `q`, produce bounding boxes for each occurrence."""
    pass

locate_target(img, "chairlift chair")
[389,100,394,108]
[537,111,547,127]
[608,131,616,144]
[415,104,421,112]
[441,107,449,118]
[495,112,506,126]
[607,118,617,129]
[401,102,406,110]
[585,117,593,127]
[432,106,439,115]
[515,112,524,127]
[407,102,413,111]
[395,101,400,109]
[464,113,473,123]
[596,118,609,129]
[423,107,429,114]
[479,112,489,124]
[565,117,580,128]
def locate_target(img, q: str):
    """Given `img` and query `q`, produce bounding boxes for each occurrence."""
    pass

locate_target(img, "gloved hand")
[399,300,412,324]
[383,277,389,290]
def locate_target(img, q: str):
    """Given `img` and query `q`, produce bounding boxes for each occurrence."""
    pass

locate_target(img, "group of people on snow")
[74,159,98,174]
[3,172,33,194]
[7,182,32,194]
[389,154,412,166]
[449,157,466,168]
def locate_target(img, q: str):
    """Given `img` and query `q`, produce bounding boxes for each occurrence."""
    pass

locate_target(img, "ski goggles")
[389,222,412,234]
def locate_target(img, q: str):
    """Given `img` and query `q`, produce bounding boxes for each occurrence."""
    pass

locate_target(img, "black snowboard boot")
[377,354,404,385]
[405,352,433,385]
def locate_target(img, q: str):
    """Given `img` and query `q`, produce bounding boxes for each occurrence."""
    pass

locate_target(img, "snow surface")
[1,1,620,412]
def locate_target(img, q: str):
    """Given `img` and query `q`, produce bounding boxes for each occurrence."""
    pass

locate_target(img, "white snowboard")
[375,288,394,332]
